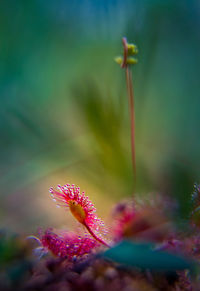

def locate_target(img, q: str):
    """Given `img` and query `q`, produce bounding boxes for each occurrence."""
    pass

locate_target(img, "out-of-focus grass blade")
[103,240,195,272]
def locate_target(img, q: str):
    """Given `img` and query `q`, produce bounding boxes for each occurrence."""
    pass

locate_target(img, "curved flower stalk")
[49,184,110,247]
[115,37,138,188]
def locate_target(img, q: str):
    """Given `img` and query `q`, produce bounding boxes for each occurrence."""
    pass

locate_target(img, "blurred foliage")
[0,0,199,230]
[103,240,194,272]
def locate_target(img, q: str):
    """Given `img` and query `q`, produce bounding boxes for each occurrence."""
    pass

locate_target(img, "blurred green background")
[0,0,199,233]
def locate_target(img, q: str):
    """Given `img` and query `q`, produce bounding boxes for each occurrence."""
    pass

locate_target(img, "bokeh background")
[0,0,199,233]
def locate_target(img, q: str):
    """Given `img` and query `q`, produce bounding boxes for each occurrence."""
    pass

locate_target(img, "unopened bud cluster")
[115,37,138,67]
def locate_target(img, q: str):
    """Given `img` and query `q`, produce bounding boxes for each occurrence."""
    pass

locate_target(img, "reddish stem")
[126,68,136,178]
[122,37,136,184]
[122,37,128,68]
[84,222,110,248]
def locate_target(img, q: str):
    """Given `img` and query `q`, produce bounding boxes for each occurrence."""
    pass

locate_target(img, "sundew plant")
[33,38,139,257]
[1,36,200,290]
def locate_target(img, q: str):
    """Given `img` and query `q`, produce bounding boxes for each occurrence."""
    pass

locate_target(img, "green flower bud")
[127,44,138,55]
[126,57,138,65]
[114,56,123,65]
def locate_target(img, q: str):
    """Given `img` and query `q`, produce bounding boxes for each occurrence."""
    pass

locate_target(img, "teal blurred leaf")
[103,240,194,272]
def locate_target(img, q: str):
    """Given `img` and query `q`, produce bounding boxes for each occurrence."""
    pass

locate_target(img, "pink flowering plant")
[32,37,139,261]
[33,183,110,262]
[30,37,140,261]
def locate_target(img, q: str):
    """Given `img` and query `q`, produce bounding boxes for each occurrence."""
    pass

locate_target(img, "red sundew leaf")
[40,229,100,261]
